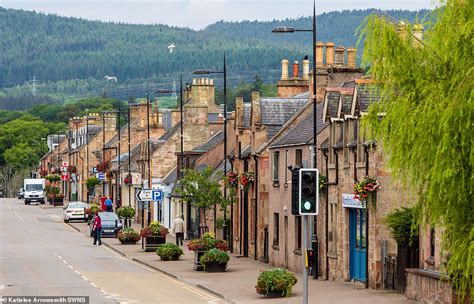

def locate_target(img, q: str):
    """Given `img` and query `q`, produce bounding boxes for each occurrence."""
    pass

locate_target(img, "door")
[349,208,367,282]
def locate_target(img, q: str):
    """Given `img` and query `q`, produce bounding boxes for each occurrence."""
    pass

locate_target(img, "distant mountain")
[0,7,430,108]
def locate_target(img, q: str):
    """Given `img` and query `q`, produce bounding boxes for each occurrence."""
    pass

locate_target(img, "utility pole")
[31,76,37,96]
[146,94,151,226]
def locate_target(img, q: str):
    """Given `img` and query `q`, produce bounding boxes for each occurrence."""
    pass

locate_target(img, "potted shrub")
[117,206,135,227]
[256,268,298,298]
[156,243,184,261]
[85,203,101,222]
[117,227,140,245]
[200,248,230,272]
[187,232,228,271]
[140,221,169,252]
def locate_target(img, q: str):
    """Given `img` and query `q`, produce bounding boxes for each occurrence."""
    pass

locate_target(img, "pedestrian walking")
[92,212,102,246]
[172,215,185,246]
[105,196,113,212]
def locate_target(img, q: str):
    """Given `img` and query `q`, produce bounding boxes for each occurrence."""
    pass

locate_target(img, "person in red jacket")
[92,212,102,246]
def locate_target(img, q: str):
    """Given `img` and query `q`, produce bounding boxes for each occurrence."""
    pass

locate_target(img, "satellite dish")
[168,43,176,54]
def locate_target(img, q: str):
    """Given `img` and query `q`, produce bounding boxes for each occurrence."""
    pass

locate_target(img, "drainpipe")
[253,155,259,261]
[352,148,358,182]
[323,149,329,280]
[364,144,370,289]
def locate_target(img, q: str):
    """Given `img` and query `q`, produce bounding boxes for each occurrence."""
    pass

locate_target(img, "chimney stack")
[315,41,324,66]
[292,61,299,78]
[346,47,356,68]
[413,24,424,48]
[334,46,345,66]
[396,21,407,41]
[281,59,289,80]
[302,56,310,80]
[325,42,335,66]
[236,97,244,129]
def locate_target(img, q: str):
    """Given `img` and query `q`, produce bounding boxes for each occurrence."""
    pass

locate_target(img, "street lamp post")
[272,1,318,302]
[155,74,184,219]
[193,53,229,246]
[146,93,151,226]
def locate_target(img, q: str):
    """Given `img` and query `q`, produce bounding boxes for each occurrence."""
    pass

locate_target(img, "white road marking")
[0,284,5,290]
[75,270,81,275]
[68,265,74,269]
[15,214,24,223]
[81,275,89,281]
[90,282,98,288]
[58,255,63,260]
[54,252,58,256]
[100,290,108,295]
[62,260,68,265]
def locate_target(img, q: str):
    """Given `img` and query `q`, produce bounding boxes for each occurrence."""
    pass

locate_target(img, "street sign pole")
[303,215,308,304]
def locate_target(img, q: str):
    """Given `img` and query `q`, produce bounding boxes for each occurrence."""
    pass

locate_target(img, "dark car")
[89,212,123,238]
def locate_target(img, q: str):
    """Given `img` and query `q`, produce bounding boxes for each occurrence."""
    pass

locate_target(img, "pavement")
[65,211,415,304]
[0,198,224,304]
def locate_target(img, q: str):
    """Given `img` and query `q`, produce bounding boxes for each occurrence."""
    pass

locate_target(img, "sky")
[0,0,434,30]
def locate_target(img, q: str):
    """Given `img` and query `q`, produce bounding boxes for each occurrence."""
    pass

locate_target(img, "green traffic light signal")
[298,169,319,215]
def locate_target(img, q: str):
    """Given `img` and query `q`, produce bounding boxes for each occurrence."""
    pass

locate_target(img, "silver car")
[64,202,88,223]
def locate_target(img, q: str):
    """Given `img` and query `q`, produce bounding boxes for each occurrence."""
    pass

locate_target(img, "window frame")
[273,213,280,246]
[272,151,280,182]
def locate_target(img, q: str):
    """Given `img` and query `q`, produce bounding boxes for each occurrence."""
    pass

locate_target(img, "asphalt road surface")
[0,198,224,304]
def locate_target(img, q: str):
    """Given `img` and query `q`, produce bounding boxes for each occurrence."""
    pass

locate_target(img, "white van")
[24,179,45,205]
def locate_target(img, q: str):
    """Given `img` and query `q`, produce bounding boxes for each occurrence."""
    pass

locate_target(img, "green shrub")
[117,206,135,219]
[199,248,229,265]
[216,216,229,229]
[156,243,184,261]
[256,268,297,297]
[86,176,99,190]
[383,206,418,247]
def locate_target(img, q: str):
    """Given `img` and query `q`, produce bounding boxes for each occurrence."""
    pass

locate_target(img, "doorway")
[349,208,367,282]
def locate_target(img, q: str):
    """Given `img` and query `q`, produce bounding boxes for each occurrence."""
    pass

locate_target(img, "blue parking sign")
[152,190,163,201]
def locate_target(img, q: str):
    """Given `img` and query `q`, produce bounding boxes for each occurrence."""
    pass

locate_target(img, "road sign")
[92,167,98,174]
[62,166,68,172]
[136,189,163,202]
[61,173,69,181]
[61,161,69,167]
[97,172,106,182]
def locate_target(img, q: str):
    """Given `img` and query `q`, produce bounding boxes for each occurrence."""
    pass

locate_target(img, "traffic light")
[291,167,301,215]
[299,169,319,215]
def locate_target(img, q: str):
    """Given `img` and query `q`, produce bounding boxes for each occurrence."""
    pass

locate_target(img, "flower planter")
[204,262,227,273]
[53,198,64,206]
[144,235,166,252]
[160,253,181,261]
[194,250,206,271]
[265,290,286,298]
[119,239,139,245]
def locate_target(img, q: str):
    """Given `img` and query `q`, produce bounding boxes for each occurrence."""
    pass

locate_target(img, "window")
[344,120,354,164]
[295,149,303,168]
[272,151,280,182]
[295,216,302,250]
[430,228,435,258]
[273,213,280,246]
[328,202,338,253]
[356,120,366,163]
[285,150,289,183]
[329,123,336,163]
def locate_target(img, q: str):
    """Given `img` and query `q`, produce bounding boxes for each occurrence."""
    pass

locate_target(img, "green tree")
[4,143,38,169]
[177,167,225,227]
[360,0,472,295]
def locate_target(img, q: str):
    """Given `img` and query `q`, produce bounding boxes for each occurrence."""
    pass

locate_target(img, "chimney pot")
[396,21,407,41]
[413,24,424,48]
[281,59,289,80]
[346,47,356,68]
[325,42,335,66]
[302,57,310,80]
[292,61,299,78]
[192,79,197,85]
[334,46,345,66]
[315,41,324,65]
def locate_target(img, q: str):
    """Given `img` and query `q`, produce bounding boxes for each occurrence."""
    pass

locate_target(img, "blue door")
[349,208,367,282]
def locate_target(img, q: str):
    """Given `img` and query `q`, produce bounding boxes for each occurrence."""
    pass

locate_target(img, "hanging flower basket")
[123,174,132,185]
[223,172,238,189]
[354,176,379,208]
[319,175,327,193]
[239,172,254,192]
[67,165,77,174]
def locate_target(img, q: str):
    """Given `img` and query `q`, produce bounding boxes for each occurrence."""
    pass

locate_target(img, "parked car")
[89,212,123,238]
[64,202,88,223]
[18,188,24,199]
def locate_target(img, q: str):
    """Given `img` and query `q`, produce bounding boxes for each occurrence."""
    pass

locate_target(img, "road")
[0,198,225,304]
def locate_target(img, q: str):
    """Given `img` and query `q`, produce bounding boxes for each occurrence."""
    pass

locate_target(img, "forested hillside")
[0,7,430,110]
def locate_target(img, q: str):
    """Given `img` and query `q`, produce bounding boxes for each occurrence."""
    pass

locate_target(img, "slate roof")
[192,131,223,152]
[260,98,308,125]
[162,167,177,185]
[320,138,329,150]
[111,143,141,162]
[159,122,181,141]
[347,139,357,148]
[269,102,326,148]
[357,84,381,113]
[105,123,128,149]
[240,145,252,158]
[327,92,341,117]
[341,94,353,116]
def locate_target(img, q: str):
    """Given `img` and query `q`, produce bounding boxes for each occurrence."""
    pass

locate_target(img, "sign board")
[62,166,68,172]
[92,167,98,174]
[61,161,69,168]
[342,193,365,209]
[61,173,69,181]
[136,189,163,202]
[97,172,106,182]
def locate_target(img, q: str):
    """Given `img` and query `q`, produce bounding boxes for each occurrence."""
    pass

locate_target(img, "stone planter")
[265,290,285,298]
[193,250,206,271]
[160,254,181,261]
[53,198,64,206]
[204,262,227,273]
[119,239,139,245]
[144,235,166,252]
